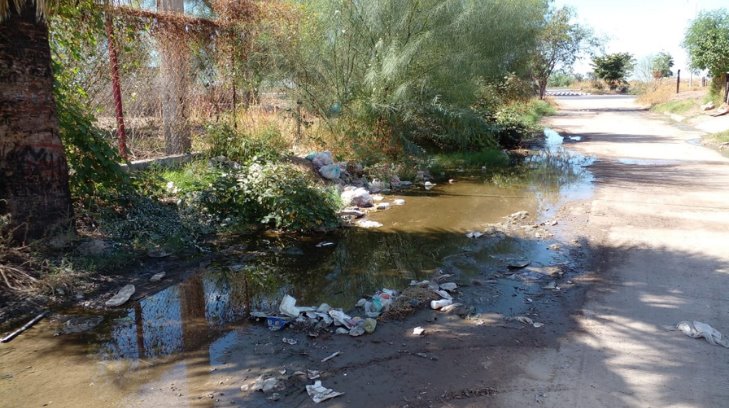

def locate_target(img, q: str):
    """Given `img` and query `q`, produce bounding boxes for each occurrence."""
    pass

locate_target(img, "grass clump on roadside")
[651,99,697,115]
[706,130,729,145]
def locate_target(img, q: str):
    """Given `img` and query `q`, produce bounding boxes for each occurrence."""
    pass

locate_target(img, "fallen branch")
[1,311,48,343]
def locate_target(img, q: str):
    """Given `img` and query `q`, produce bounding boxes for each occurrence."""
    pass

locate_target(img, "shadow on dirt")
[5,226,727,408]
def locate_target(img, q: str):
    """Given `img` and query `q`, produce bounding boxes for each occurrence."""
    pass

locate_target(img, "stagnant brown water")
[0,134,593,407]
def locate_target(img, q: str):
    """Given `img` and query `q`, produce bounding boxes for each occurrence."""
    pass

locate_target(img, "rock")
[356,220,383,228]
[78,239,109,256]
[376,202,390,210]
[105,284,135,307]
[702,101,715,111]
[440,282,458,292]
[338,208,366,218]
[341,187,373,207]
[369,179,388,193]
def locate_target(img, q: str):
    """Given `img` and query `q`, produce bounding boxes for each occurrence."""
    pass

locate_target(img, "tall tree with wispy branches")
[531,6,594,99]
[0,0,73,242]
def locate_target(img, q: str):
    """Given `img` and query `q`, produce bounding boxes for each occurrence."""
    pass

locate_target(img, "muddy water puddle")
[0,134,593,407]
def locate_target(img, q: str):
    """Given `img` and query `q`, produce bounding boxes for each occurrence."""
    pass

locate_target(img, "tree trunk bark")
[0,1,73,243]
[157,0,191,155]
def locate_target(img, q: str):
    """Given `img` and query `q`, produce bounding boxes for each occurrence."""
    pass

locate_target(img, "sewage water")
[0,131,593,407]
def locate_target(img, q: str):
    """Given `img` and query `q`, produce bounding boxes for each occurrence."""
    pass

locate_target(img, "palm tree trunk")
[0,1,73,242]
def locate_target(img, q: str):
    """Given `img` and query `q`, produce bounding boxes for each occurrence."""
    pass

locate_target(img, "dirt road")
[487,96,729,407]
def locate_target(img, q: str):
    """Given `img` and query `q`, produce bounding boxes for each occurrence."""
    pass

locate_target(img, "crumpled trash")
[105,284,135,307]
[362,291,395,317]
[279,295,301,318]
[349,326,365,337]
[424,181,436,190]
[509,316,544,328]
[307,151,334,168]
[676,321,729,348]
[244,376,282,393]
[465,231,483,239]
[306,380,344,404]
[319,164,342,180]
[393,199,405,205]
[364,318,377,333]
[266,316,290,331]
[413,327,425,336]
[328,310,354,329]
[431,299,453,309]
[149,272,166,282]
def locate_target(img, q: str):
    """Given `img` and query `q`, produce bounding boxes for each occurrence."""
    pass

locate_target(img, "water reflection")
[96,142,595,361]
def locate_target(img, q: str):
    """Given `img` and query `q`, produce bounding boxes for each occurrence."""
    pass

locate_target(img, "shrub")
[171,159,340,232]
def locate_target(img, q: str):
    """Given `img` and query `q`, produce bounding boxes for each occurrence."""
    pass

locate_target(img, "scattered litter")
[371,194,385,202]
[424,181,436,190]
[319,164,342,180]
[440,303,463,314]
[315,241,335,248]
[376,202,391,210]
[440,282,458,292]
[415,352,429,359]
[430,299,453,310]
[279,295,301,318]
[282,337,298,345]
[307,370,320,380]
[393,199,405,205]
[465,231,483,239]
[543,281,558,290]
[306,380,344,404]
[250,376,281,393]
[335,328,349,334]
[329,310,354,328]
[1,311,47,343]
[508,316,544,328]
[266,316,290,331]
[507,211,529,220]
[349,326,365,337]
[59,316,104,334]
[356,219,383,228]
[413,327,425,336]
[149,272,166,282]
[105,284,135,307]
[317,303,331,313]
[364,318,377,334]
[410,280,430,287]
[321,351,342,363]
[675,321,729,348]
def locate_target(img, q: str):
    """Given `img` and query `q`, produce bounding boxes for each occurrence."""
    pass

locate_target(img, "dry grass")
[636,80,707,107]
[380,286,439,320]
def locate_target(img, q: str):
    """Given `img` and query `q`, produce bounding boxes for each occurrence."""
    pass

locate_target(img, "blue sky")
[556,0,728,76]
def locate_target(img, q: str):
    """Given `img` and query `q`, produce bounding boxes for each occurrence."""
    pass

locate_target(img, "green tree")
[592,52,635,91]
[683,9,729,101]
[1,0,74,242]
[651,51,674,79]
[290,0,548,151]
[531,6,593,99]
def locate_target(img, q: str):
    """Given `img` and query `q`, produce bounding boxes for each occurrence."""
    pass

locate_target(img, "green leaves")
[684,9,729,76]
[591,52,636,90]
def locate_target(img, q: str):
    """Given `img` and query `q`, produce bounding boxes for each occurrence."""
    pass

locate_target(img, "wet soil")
[0,135,596,408]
